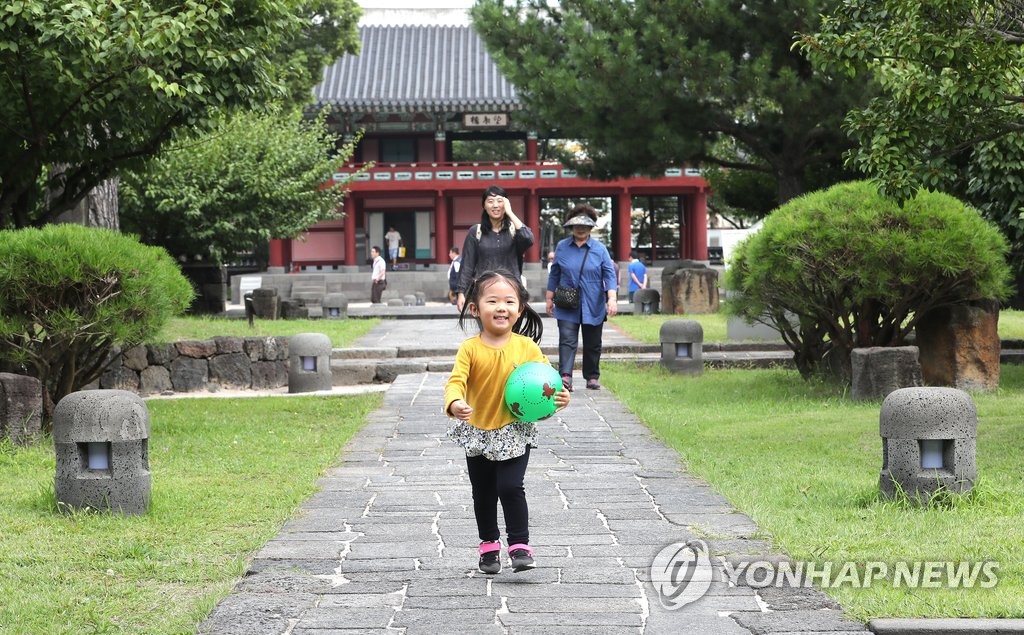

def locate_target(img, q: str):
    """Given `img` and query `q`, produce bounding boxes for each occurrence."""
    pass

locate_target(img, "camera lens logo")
[650,540,714,610]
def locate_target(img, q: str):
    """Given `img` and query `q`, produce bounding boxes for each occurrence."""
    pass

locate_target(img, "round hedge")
[726,180,1011,378]
[0,224,194,413]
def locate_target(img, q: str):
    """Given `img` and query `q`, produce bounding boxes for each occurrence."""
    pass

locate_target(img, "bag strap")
[573,245,590,285]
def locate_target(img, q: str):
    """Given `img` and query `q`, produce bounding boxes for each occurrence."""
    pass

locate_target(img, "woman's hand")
[502,197,523,230]
[545,294,554,316]
[456,292,466,312]
[449,399,473,421]
[607,293,618,317]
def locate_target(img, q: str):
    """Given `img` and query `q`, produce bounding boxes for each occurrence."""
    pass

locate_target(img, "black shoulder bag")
[553,246,590,310]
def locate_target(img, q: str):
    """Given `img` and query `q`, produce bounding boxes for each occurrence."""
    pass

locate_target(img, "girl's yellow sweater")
[444,333,549,430]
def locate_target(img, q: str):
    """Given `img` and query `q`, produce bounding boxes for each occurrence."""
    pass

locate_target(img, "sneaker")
[586,378,601,390]
[561,375,573,392]
[478,541,501,574]
[508,544,535,572]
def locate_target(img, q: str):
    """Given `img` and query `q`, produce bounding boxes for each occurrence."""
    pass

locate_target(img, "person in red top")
[445,269,570,574]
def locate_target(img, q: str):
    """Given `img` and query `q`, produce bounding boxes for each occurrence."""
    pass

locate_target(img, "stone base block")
[0,373,42,444]
[851,346,922,400]
[916,301,1000,391]
[330,360,378,385]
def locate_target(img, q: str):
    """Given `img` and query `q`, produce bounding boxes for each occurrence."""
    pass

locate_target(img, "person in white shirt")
[370,246,387,303]
[384,226,402,268]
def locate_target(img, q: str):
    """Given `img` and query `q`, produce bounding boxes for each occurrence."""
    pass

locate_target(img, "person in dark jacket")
[447,246,462,304]
[455,185,535,311]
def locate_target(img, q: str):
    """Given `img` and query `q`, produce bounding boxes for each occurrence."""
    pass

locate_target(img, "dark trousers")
[557,319,604,380]
[370,279,386,303]
[466,448,530,545]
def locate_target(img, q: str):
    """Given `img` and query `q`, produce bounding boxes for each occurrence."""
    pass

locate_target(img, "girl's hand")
[449,399,473,421]
[553,387,571,411]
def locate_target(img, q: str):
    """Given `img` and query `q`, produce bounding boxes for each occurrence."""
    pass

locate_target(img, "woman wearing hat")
[545,204,618,391]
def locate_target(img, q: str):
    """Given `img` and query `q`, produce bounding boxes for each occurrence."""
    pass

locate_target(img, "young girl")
[444,269,571,574]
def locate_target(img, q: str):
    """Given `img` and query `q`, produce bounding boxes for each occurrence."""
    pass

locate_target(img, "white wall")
[706,222,763,265]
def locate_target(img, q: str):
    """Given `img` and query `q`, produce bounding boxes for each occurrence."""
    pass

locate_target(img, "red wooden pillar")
[434,193,450,264]
[344,196,357,266]
[690,190,708,260]
[269,239,287,268]
[615,190,632,262]
[524,192,540,264]
[434,131,447,162]
[526,131,538,162]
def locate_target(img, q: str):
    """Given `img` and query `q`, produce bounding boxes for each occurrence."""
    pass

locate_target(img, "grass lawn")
[611,308,1024,344]
[152,315,380,346]
[5,311,1024,630]
[601,362,1024,620]
[0,394,382,634]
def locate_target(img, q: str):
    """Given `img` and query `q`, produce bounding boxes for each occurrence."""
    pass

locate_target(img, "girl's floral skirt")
[446,419,537,461]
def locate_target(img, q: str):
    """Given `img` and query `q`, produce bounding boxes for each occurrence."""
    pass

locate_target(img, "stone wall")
[96,337,290,396]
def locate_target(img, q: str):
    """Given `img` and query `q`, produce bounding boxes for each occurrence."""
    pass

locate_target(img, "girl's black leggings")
[465,447,531,546]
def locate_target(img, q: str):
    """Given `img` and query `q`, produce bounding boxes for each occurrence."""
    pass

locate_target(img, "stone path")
[199,338,867,633]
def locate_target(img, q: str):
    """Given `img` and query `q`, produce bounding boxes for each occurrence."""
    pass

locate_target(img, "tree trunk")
[54,176,120,229]
[775,170,804,205]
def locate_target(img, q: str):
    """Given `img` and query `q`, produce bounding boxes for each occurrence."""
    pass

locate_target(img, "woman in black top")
[456,185,535,311]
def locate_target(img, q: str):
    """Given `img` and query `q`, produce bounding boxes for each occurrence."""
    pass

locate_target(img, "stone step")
[327,341,788,362]
[322,345,1024,387]
[327,349,796,386]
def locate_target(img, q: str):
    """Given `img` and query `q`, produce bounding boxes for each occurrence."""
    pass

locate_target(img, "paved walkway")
[198,317,870,634]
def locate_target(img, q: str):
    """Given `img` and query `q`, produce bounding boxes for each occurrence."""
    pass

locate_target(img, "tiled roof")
[313,25,521,113]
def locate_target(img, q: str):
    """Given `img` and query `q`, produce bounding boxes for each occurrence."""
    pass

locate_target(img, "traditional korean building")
[270,24,708,271]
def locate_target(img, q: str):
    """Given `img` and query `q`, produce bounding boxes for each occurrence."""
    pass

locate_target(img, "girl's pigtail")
[456,278,477,334]
[513,303,544,343]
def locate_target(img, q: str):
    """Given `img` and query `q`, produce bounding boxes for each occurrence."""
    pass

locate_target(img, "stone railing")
[96,336,291,395]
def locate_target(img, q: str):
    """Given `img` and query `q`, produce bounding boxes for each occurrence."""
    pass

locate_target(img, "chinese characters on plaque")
[463,113,509,127]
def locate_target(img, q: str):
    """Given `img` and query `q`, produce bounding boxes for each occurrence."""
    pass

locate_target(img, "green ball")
[504,362,563,423]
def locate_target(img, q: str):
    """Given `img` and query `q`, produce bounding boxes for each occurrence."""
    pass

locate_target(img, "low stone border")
[96,337,291,395]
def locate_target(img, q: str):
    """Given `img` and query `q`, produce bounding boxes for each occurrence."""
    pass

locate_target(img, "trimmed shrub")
[726,181,1011,381]
[0,225,193,424]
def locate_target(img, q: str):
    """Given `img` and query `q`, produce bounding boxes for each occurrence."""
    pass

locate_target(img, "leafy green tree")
[449,138,578,164]
[799,1,1024,305]
[452,139,524,162]
[470,0,865,209]
[703,139,778,228]
[727,181,1011,382]
[120,109,356,265]
[0,0,360,229]
[798,0,1024,201]
[0,225,193,424]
